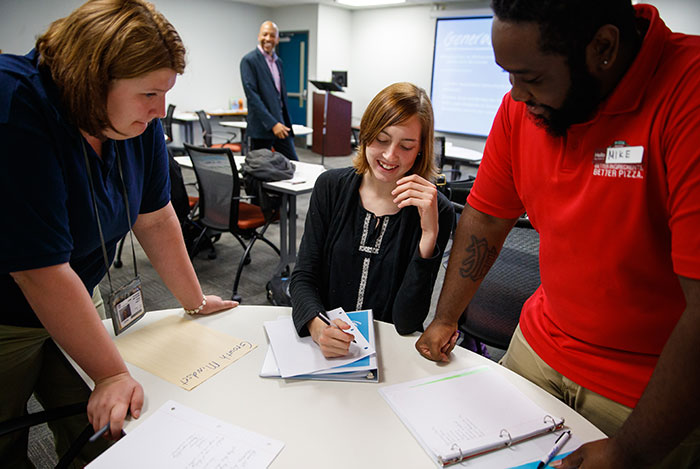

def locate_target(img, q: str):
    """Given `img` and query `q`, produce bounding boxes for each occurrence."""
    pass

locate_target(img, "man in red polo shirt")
[417,1,700,467]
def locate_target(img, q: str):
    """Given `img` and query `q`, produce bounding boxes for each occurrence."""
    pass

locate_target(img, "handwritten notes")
[87,400,284,468]
[114,315,256,390]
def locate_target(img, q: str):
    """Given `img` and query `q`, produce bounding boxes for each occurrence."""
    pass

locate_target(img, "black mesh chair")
[183,143,279,302]
[162,104,186,156]
[195,110,242,153]
[460,218,540,350]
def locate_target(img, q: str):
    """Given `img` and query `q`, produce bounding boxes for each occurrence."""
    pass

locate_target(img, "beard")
[528,58,603,137]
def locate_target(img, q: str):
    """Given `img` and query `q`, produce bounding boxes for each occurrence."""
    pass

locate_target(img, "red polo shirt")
[467,5,700,408]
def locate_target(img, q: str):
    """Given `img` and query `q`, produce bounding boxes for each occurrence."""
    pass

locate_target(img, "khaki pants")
[0,325,109,468]
[501,325,700,468]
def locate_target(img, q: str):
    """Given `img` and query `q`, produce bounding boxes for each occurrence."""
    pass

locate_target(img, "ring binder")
[500,429,513,447]
[544,414,558,428]
[379,366,570,468]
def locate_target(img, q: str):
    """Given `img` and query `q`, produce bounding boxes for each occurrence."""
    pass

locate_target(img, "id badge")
[109,276,145,335]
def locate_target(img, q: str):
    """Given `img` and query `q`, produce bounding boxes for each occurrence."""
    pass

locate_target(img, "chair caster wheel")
[114,260,123,268]
[243,255,251,265]
[232,294,242,303]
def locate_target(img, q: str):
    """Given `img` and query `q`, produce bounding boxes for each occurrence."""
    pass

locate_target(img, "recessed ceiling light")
[336,0,406,7]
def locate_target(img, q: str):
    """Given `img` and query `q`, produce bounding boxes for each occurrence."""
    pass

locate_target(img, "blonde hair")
[353,82,436,181]
[36,0,186,137]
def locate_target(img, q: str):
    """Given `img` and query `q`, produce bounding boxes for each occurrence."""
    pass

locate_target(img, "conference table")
[71,306,605,468]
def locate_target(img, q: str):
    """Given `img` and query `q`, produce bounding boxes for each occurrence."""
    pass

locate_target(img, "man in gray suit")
[240,21,298,161]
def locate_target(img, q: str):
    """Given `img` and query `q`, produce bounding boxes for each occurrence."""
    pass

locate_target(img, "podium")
[310,80,352,160]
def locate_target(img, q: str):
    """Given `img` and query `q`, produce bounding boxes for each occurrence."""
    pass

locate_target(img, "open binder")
[379,366,566,467]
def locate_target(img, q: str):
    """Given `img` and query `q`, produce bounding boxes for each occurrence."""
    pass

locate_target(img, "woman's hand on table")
[88,371,143,440]
[190,295,238,316]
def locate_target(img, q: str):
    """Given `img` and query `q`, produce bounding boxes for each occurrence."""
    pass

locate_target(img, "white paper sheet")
[87,400,284,468]
[264,316,374,378]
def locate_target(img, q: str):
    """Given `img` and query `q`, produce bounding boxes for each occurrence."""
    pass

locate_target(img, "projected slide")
[431,16,512,137]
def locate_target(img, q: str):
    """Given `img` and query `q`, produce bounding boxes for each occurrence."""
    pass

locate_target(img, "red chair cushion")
[212,142,242,152]
[236,202,267,230]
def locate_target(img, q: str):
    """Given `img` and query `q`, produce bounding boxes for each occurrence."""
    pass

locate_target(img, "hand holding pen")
[538,430,571,468]
[310,312,356,358]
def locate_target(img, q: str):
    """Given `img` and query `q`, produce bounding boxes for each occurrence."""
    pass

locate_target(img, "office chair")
[0,402,93,469]
[184,143,280,302]
[162,104,186,156]
[114,148,212,269]
[195,110,242,153]
[442,179,539,351]
[460,218,540,350]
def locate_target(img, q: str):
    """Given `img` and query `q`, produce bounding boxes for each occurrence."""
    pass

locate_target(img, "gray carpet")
[26,146,504,467]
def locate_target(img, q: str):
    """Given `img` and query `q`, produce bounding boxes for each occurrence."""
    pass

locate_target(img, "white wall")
[0,0,83,54]
[154,0,270,111]
[0,0,270,112]
[642,0,700,35]
[350,5,435,122]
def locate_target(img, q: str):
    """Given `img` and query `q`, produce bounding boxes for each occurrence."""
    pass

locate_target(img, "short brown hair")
[36,0,186,137]
[353,82,436,181]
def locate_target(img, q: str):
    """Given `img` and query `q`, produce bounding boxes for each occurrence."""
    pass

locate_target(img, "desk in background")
[174,155,323,280]
[69,306,605,468]
[220,121,314,155]
[172,110,249,145]
[263,161,325,276]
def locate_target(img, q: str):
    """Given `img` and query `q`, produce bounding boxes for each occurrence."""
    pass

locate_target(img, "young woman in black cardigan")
[291,82,455,357]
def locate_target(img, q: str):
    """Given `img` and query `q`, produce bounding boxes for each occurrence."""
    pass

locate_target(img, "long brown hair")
[36,0,186,137]
[353,82,436,181]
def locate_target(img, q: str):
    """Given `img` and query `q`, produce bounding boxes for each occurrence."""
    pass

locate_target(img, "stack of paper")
[261,309,378,382]
[87,400,284,468]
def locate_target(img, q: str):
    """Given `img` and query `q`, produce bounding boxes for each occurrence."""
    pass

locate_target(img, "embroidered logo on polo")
[592,140,645,179]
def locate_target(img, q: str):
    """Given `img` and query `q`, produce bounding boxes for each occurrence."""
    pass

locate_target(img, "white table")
[220,121,314,154]
[72,306,605,468]
[171,111,198,144]
[173,155,245,170]
[263,161,325,276]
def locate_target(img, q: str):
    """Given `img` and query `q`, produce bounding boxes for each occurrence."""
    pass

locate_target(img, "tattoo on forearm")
[459,235,498,281]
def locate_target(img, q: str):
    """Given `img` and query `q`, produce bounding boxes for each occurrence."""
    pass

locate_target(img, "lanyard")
[80,138,138,295]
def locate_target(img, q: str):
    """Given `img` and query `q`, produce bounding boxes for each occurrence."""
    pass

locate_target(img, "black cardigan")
[291,167,455,336]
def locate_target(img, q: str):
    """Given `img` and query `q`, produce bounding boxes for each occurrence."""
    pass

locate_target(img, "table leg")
[274,193,290,276]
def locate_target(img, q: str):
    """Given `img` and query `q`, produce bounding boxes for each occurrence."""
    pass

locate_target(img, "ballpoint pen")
[89,423,110,443]
[317,312,356,343]
[537,430,571,469]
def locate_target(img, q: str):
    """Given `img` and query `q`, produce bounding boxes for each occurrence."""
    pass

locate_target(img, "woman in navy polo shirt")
[0,0,237,465]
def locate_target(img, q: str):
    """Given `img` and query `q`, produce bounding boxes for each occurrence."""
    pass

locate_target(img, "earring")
[603,59,609,65]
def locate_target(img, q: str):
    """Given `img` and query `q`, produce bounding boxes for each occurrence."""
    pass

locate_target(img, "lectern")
[310,80,352,162]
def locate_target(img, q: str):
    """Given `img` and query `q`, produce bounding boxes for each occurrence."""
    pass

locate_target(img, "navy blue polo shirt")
[0,50,171,327]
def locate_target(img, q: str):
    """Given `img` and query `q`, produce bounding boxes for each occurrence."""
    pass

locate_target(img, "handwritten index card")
[114,315,256,390]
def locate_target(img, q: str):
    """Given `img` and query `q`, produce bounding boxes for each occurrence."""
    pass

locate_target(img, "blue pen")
[537,430,571,468]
